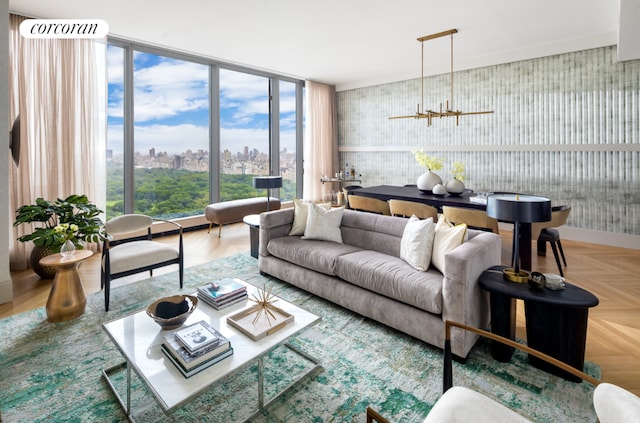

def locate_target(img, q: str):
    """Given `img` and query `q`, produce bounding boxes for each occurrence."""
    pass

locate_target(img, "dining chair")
[442,206,499,233]
[101,214,184,311]
[531,205,571,276]
[346,195,391,215]
[389,199,438,221]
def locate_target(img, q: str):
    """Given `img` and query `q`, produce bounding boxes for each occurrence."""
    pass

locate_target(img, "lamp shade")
[253,176,282,189]
[486,194,551,223]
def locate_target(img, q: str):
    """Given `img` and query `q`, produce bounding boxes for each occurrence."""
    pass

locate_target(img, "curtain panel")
[303,80,338,202]
[8,14,106,270]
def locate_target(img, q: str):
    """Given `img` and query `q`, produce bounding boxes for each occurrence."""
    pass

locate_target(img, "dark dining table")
[351,185,535,271]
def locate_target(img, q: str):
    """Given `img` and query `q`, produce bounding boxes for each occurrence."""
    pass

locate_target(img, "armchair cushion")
[104,240,180,274]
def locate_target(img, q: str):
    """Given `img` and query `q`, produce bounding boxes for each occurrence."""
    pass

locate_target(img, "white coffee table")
[102,281,321,421]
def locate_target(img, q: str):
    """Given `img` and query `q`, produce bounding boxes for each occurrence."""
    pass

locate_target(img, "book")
[198,290,248,310]
[173,320,224,354]
[163,325,230,370]
[161,345,233,378]
[197,278,247,303]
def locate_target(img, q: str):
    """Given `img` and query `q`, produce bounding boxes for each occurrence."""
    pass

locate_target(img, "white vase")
[432,183,448,196]
[445,178,465,195]
[416,171,442,192]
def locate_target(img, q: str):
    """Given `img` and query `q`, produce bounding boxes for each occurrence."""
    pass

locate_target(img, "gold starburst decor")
[250,285,279,327]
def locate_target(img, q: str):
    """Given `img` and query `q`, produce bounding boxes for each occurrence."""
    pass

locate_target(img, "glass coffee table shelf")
[102,281,321,422]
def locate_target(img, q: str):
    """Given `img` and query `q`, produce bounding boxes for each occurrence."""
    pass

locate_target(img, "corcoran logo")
[19,19,109,39]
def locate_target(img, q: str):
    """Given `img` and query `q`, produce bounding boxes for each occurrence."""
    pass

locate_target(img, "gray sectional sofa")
[258,208,502,358]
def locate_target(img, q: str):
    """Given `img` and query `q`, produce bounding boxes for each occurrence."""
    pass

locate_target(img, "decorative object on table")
[227,286,294,341]
[445,161,466,195]
[253,175,283,211]
[161,320,232,378]
[13,194,104,278]
[529,271,546,290]
[197,278,248,310]
[413,151,443,192]
[146,294,198,330]
[543,273,566,290]
[432,183,448,196]
[389,29,493,126]
[487,194,552,283]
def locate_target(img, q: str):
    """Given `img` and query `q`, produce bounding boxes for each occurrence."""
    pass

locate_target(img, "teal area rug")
[0,253,599,422]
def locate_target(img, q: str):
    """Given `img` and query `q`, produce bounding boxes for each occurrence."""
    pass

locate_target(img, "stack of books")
[161,320,233,378]
[197,278,248,310]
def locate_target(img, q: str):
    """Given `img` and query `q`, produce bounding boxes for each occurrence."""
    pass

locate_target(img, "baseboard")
[498,223,640,251]
[0,277,13,305]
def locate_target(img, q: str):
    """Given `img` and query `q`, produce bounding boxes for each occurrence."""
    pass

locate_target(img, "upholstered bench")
[205,197,281,237]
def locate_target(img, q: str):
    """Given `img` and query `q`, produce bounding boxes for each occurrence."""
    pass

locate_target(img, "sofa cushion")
[432,217,467,274]
[267,236,361,275]
[289,200,331,236]
[302,204,345,243]
[335,250,443,314]
[340,210,407,257]
[400,216,436,271]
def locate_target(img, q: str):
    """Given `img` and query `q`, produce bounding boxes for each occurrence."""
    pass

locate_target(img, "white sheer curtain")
[9,14,106,270]
[303,81,338,202]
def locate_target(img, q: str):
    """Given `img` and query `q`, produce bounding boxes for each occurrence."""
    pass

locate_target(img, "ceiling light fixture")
[389,29,494,126]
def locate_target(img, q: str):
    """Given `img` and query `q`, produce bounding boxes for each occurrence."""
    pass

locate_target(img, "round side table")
[479,265,599,382]
[243,214,261,259]
[39,250,93,322]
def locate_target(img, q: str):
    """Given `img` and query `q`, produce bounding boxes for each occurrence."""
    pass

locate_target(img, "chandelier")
[389,29,493,126]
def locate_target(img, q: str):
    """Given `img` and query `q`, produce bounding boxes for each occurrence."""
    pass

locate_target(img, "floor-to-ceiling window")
[106,40,303,221]
[219,69,270,201]
[132,51,210,218]
[279,80,297,201]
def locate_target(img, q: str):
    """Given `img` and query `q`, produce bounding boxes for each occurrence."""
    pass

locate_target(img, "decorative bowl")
[146,294,198,330]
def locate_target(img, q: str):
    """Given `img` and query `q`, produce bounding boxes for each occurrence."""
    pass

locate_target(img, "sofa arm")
[258,208,294,257]
[441,231,502,356]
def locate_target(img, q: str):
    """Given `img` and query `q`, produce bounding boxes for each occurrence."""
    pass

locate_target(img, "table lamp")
[253,176,282,211]
[487,193,551,283]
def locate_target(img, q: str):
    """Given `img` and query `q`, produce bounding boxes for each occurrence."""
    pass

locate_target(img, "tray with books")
[227,304,294,341]
[161,320,233,377]
[197,278,248,310]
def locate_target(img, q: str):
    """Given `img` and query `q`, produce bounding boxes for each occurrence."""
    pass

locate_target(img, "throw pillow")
[400,216,436,271]
[302,203,345,243]
[432,217,467,274]
[289,199,331,236]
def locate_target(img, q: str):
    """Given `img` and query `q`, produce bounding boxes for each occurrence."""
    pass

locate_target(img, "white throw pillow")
[289,199,331,236]
[302,203,345,243]
[400,216,436,271]
[432,217,467,274]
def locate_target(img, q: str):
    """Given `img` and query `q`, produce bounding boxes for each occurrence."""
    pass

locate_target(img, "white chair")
[101,214,184,311]
[367,320,640,423]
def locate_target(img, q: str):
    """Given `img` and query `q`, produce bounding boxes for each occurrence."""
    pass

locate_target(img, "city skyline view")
[106,46,298,156]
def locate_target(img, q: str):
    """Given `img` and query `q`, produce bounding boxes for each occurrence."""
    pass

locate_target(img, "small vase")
[446,178,465,195]
[417,171,443,192]
[60,239,76,257]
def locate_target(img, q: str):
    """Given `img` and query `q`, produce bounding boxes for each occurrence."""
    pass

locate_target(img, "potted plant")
[14,194,104,278]
[413,151,444,192]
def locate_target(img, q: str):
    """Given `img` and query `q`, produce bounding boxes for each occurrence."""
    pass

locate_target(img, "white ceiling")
[9,0,639,91]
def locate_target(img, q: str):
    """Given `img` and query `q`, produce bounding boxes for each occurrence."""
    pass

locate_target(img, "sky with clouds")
[107,45,297,156]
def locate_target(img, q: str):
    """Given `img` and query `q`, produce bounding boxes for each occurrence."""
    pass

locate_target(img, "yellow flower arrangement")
[450,162,465,182]
[413,151,443,171]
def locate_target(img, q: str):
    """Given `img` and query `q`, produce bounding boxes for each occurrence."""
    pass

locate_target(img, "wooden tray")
[227,304,294,341]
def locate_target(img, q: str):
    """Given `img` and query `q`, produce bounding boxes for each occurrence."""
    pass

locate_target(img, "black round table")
[479,265,599,382]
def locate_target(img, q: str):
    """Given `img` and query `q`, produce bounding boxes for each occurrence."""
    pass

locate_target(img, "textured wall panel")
[337,46,640,235]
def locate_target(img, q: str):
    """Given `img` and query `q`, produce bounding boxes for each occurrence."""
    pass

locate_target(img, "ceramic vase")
[416,171,443,192]
[445,178,465,195]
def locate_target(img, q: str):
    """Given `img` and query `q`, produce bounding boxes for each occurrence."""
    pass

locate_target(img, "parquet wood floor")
[4,223,640,396]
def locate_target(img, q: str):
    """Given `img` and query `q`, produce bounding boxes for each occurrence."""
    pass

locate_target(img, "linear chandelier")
[389,29,494,126]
